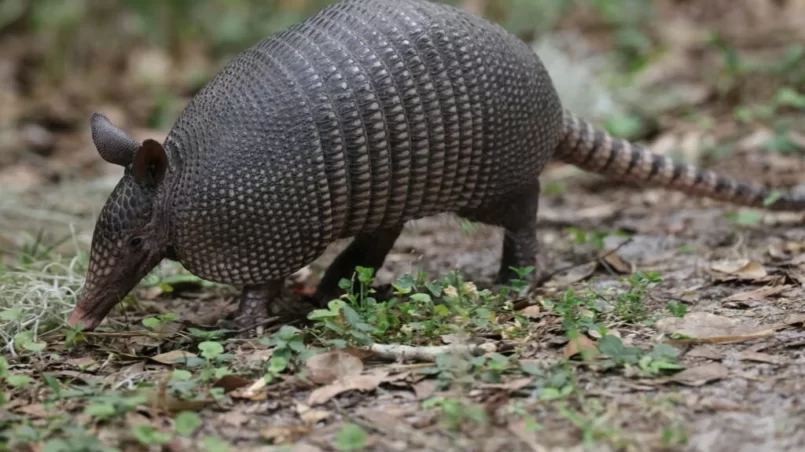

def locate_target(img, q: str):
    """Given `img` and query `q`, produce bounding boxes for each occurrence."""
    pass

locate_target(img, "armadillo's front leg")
[235,281,283,335]
[314,225,404,306]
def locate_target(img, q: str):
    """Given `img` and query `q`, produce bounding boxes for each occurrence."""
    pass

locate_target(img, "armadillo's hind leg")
[314,225,405,306]
[460,183,541,287]
[234,281,283,337]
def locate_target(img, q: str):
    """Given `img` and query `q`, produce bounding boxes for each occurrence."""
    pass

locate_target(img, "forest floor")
[2,1,805,451]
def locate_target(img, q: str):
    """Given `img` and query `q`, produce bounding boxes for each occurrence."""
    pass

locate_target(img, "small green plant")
[174,411,203,437]
[132,424,172,447]
[419,353,474,389]
[598,335,684,376]
[335,423,369,451]
[422,397,488,432]
[725,210,763,227]
[666,300,688,318]
[543,288,607,337]
[560,400,628,449]
[520,361,577,401]
[142,312,180,329]
[661,424,689,448]
[611,272,661,324]
[259,325,310,378]
[307,269,524,346]
[83,393,149,422]
[195,341,234,381]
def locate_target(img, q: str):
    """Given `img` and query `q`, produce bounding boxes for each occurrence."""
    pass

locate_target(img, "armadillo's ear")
[91,113,139,167]
[132,139,168,187]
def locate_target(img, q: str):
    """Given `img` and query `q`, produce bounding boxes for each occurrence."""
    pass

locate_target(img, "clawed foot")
[232,281,319,338]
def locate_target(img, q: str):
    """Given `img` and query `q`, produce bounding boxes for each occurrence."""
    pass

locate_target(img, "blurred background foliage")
[1,0,654,73]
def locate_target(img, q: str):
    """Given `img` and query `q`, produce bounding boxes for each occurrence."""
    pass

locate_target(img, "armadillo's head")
[67,114,172,331]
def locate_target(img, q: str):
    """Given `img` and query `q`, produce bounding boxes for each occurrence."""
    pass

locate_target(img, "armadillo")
[66,0,805,332]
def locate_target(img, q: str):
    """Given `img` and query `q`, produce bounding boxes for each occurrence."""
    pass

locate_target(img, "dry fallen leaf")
[412,378,439,400]
[260,424,310,444]
[600,252,632,274]
[518,305,542,319]
[657,312,779,344]
[220,411,250,427]
[655,363,729,386]
[149,350,198,365]
[722,285,790,302]
[547,262,598,287]
[711,259,768,281]
[245,349,275,363]
[65,357,97,369]
[478,378,533,391]
[685,345,724,361]
[738,351,785,365]
[304,350,364,385]
[15,403,50,418]
[212,375,253,393]
[296,402,331,425]
[140,388,212,413]
[507,418,542,451]
[784,313,805,326]
[563,335,599,360]
[307,370,389,406]
[230,377,268,401]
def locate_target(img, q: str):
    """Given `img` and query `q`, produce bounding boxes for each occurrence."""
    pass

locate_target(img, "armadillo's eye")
[129,237,143,248]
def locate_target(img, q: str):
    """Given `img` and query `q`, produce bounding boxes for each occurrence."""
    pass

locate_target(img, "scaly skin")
[67,0,805,334]
[555,110,805,210]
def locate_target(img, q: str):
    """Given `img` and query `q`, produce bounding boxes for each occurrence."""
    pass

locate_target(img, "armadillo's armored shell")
[163,0,564,285]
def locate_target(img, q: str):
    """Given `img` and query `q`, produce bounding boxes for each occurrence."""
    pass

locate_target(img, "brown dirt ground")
[12,163,805,452]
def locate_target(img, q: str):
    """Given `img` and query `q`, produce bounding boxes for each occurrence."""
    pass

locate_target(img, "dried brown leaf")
[296,402,331,425]
[15,403,49,418]
[722,285,790,302]
[341,346,378,361]
[563,335,599,360]
[547,262,598,287]
[784,313,805,326]
[212,375,253,393]
[711,259,768,281]
[65,357,97,369]
[149,350,197,365]
[244,349,275,363]
[507,418,541,452]
[738,351,785,365]
[657,312,779,344]
[230,377,268,401]
[307,370,389,406]
[656,363,729,386]
[304,350,364,385]
[601,252,632,274]
[478,378,533,391]
[260,424,310,444]
[518,305,541,319]
[412,378,439,400]
[220,411,250,427]
[685,345,724,361]
[139,389,212,413]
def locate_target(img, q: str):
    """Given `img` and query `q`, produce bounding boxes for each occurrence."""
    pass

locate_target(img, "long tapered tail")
[553,110,805,211]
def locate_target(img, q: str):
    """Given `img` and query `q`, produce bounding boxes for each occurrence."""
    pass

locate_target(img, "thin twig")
[363,342,492,362]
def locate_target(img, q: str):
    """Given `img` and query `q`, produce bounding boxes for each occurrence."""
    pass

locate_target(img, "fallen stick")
[363,342,495,362]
